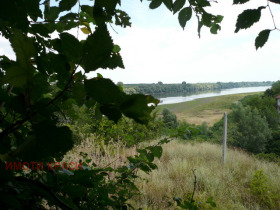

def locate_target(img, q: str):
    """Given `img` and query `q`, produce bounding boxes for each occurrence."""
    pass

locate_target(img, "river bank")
[158,92,262,125]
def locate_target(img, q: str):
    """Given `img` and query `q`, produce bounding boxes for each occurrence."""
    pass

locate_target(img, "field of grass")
[158,92,262,126]
[130,140,280,209]
[65,138,280,209]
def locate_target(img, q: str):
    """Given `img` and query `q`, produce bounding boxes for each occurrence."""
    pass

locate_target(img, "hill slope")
[130,140,280,209]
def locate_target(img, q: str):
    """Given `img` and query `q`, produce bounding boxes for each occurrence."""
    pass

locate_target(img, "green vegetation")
[0,0,279,209]
[123,81,273,95]
[212,81,280,158]
[131,141,280,209]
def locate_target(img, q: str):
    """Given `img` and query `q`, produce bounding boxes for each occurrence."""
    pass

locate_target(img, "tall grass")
[130,140,280,209]
[63,138,280,209]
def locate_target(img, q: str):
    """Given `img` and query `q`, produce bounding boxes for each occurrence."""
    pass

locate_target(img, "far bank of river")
[158,86,271,105]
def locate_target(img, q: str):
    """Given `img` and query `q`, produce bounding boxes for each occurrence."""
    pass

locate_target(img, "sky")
[0,0,279,84]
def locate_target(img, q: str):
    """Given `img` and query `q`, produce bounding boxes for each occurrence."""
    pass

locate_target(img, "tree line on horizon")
[121,81,273,95]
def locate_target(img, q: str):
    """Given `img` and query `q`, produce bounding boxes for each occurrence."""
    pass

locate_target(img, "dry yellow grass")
[130,140,280,209]
[63,138,280,209]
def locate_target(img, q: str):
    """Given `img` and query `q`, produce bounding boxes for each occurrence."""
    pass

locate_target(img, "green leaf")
[84,77,125,105]
[82,25,114,72]
[255,29,271,50]
[100,105,122,122]
[215,15,224,23]
[59,0,78,11]
[149,0,163,9]
[31,24,50,37]
[3,64,34,87]
[178,7,192,29]
[210,23,221,34]
[150,146,163,159]
[202,12,213,27]
[173,0,186,14]
[163,0,173,11]
[146,153,154,162]
[235,7,265,33]
[10,30,35,65]
[113,45,121,53]
[59,13,78,21]
[101,53,125,69]
[81,27,91,34]
[97,73,103,78]
[233,0,250,4]
[121,94,159,124]
[44,6,60,21]
[60,32,81,63]
[72,82,86,105]
[197,0,211,7]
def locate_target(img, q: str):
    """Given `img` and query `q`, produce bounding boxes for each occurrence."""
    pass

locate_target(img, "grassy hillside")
[130,140,280,209]
[158,92,262,126]
[65,138,280,209]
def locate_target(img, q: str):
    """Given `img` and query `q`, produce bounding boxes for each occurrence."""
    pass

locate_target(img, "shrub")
[250,170,278,209]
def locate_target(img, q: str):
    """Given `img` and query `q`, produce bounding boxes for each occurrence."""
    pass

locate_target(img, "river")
[158,86,271,105]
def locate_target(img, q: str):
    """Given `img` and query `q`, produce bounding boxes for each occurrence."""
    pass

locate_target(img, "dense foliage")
[123,81,273,95]
[212,81,280,156]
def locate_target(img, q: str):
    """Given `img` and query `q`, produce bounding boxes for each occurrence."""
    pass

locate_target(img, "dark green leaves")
[163,0,173,11]
[84,78,124,105]
[59,0,78,11]
[3,64,34,87]
[121,94,159,124]
[149,146,163,158]
[233,0,250,4]
[10,30,35,65]
[149,0,163,9]
[60,33,81,63]
[44,7,60,21]
[82,25,114,72]
[255,29,271,50]
[2,30,35,87]
[84,77,159,123]
[31,24,51,37]
[235,7,265,33]
[210,24,221,34]
[178,7,192,29]
[173,0,186,14]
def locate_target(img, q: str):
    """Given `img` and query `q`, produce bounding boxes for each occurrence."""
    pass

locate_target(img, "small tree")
[230,104,271,153]
[162,108,178,129]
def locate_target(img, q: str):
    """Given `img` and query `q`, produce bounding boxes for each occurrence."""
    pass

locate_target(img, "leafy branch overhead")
[233,0,280,49]
[149,0,224,36]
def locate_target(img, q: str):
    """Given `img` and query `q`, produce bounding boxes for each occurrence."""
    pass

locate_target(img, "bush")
[162,108,179,129]
[250,170,279,209]
[230,104,272,153]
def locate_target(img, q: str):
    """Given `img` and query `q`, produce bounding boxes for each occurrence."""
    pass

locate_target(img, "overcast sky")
[0,0,279,84]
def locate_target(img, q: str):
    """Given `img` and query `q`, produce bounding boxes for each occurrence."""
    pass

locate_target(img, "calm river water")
[158,86,271,105]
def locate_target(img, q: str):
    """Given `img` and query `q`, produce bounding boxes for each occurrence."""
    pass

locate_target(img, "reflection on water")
[157,86,271,105]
